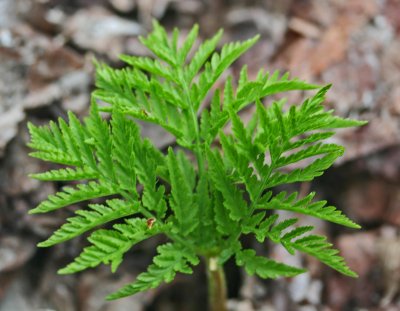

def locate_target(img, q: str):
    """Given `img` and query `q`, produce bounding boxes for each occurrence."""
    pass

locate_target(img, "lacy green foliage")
[28,21,366,300]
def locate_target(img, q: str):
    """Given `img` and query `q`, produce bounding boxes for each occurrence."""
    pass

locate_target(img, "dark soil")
[0,0,399,310]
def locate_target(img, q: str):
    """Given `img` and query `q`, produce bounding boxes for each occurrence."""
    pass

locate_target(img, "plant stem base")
[207,257,227,311]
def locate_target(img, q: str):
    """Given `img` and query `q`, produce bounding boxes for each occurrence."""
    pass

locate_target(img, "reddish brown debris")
[0,0,399,310]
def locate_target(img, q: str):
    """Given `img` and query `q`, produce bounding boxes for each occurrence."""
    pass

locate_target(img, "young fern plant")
[28,21,366,310]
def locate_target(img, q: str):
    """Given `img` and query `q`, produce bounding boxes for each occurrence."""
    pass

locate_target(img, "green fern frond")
[140,20,177,66]
[252,214,356,277]
[107,243,199,300]
[29,167,98,181]
[261,191,360,228]
[280,226,315,245]
[28,120,85,166]
[176,24,198,66]
[28,122,64,153]
[133,140,167,218]
[194,35,260,107]
[28,151,81,166]
[260,72,319,98]
[38,199,138,247]
[67,112,97,170]
[291,235,357,277]
[167,149,198,236]
[268,218,299,242]
[228,109,260,161]
[85,104,116,183]
[213,190,240,236]
[235,70,320,111]
[207,148,249,221]
[194,174,216,248]
[110,111,139,197]
[28,22,366,304]
[219,132,259,201]
[59,218,164,275]
[286,132,335,151]
[236,249,306,278]
[276,143,343,168]
[120,55,176,83]
[186,28,223,82]
[267,149,344,188]
[29,181,116,214]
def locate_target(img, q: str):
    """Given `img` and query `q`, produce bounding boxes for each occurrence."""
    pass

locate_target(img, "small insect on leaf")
[147,218,156,229]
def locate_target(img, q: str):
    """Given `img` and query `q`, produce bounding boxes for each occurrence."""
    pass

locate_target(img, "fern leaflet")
[28,22,366,305]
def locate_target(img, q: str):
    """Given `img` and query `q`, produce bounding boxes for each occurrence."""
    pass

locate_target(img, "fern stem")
[190,107,204,171]
[251,163,275,213]
[207,257,227,311]
[185,83,205,176]
[175,65,204,173]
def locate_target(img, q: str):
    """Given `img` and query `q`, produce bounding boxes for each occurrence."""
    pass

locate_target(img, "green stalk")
[183,81,205,176]
[179,61,226,311]
[207,257,228,311]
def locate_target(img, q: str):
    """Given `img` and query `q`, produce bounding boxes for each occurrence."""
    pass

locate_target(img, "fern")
[59,218,166,274]
[107,243,199,300]
[28,21,367,308]
[38,199,138,247]
[236,249,306,278]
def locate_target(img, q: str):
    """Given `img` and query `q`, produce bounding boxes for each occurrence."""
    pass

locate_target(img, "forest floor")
[0,0,399,310]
